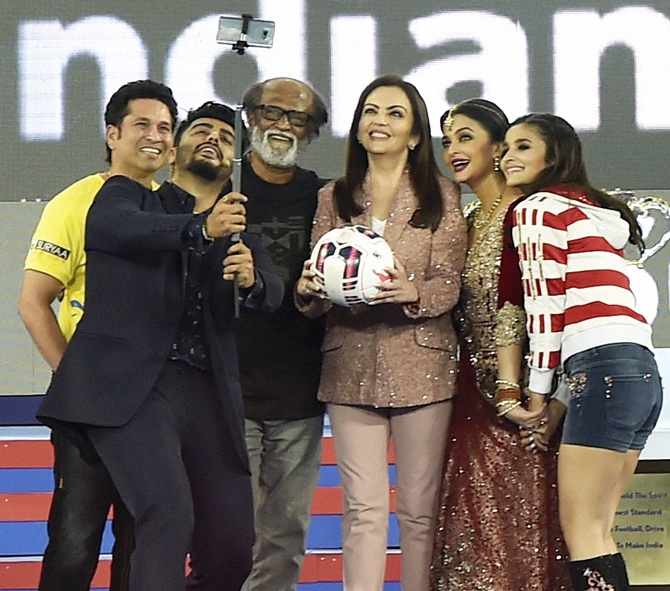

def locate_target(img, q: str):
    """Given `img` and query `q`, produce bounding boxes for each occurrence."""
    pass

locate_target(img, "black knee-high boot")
[569,554,618,590]
[611,552,630,590]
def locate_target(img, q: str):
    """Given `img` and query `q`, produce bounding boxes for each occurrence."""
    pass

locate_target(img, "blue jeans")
[39,430,133,591]
[562,343,663,452]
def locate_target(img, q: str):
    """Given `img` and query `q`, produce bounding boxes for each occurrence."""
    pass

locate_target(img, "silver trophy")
[608,189,670,267]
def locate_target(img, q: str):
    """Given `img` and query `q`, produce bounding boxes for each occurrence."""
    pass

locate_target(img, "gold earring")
[493,156,501,171]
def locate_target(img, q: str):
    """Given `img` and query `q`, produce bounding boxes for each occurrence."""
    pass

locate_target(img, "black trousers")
[39,430,133,591]
[88,361,254,591]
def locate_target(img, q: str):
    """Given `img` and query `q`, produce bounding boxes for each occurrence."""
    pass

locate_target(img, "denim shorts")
[562,343,663,452]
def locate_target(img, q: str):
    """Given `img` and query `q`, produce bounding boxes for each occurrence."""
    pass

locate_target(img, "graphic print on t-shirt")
[247,216,308,284]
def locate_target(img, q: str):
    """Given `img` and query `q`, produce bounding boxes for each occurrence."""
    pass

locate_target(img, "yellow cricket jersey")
[24,173,158,342]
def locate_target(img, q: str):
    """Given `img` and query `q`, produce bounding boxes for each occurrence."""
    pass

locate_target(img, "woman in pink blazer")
[296,74,467,591]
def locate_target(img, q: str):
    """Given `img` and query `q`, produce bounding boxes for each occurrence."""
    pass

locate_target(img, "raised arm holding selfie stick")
[217,13,275,317]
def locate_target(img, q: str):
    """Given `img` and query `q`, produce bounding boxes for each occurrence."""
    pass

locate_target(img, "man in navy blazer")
[38,97,283,591]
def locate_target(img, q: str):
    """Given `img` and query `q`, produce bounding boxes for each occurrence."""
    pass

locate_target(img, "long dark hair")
[333,75,443,231]
[509,113,644,252]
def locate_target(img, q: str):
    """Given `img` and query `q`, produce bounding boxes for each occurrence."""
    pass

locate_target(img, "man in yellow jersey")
[18,80,177,591]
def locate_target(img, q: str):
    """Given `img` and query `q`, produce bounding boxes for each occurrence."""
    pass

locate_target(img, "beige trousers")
[328,400,453,591]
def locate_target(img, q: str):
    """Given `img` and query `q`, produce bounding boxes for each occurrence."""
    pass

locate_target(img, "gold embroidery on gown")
[430,204,570,591]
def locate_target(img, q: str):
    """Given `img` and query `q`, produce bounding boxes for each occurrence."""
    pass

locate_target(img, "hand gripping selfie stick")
[216,14,275,317]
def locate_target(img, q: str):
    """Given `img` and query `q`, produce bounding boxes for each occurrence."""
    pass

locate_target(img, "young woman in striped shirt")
[503,113,663,591]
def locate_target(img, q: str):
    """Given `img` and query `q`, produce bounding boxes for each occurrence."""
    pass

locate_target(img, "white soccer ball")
[310,225,394,307]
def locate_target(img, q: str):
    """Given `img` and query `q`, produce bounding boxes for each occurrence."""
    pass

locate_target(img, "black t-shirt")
[233,158,327,420]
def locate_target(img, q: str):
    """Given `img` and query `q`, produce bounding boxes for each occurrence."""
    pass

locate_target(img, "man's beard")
[181,150,232,182]
[250,127,306,169]
[187,158,224,181]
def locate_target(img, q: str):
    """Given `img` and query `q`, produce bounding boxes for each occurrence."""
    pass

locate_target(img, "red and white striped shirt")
[512,184,652,394]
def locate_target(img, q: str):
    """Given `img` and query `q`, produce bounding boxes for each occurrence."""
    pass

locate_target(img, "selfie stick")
[216,13,275,317]
[231,14,253,200]
[231,87,244,318]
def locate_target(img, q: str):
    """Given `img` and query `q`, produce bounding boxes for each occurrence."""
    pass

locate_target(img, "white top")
[371,216,387,236]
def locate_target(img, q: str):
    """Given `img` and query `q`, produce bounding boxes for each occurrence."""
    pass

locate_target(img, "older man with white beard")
[234,77,329,591]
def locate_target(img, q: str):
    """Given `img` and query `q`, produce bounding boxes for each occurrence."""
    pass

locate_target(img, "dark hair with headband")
[440,98,509,143]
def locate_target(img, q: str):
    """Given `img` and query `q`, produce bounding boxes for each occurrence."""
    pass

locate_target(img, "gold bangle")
[497,400,522,417]
[495,398,519,409]
[495,379,521,390]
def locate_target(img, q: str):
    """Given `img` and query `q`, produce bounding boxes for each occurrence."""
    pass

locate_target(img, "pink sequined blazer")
[296,171,467,408]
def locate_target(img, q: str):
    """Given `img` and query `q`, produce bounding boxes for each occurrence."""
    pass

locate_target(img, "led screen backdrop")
[2,0,670,199]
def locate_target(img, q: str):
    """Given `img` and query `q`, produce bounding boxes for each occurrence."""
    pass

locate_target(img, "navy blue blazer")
[37,176,284,468]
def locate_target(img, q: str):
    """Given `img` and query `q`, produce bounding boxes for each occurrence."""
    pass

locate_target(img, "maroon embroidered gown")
[430,203,571,590]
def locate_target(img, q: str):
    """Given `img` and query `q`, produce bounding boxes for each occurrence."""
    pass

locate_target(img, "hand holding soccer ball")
[304,225,398,307]
[367,258,418,306]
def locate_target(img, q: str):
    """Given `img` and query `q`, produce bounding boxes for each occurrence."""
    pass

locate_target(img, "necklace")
[472,191,504,230]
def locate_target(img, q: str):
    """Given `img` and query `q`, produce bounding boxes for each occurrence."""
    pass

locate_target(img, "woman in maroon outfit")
[430,99,571,590]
